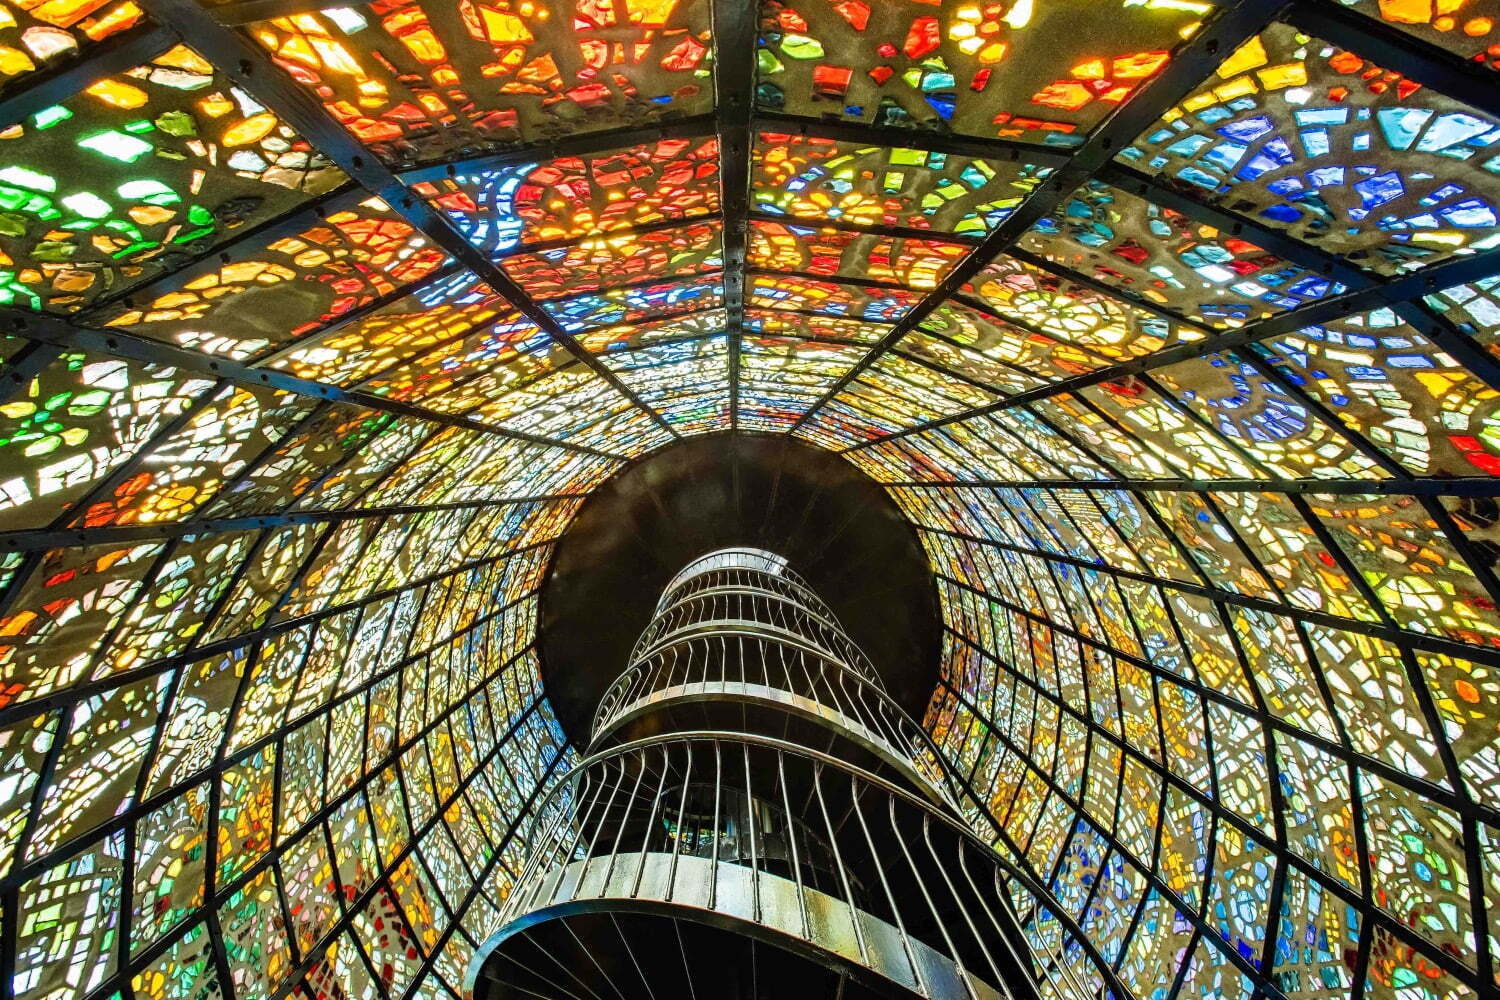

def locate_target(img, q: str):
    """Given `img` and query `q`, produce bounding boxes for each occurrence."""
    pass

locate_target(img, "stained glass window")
[1,2,1498,1000]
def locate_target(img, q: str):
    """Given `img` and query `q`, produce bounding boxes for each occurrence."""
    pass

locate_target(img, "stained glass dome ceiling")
[1,1,1500,999]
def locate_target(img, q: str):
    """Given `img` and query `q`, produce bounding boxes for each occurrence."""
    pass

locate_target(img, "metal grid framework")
[0,2,1496,1000]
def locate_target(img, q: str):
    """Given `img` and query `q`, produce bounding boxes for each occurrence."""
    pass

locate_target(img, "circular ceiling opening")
[538,432,942,745]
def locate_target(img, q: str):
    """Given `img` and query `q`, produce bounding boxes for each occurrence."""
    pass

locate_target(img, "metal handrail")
[629,583,872,671]
[494,732,1106,1000]
[660,546,797,599]
[591,634,958,804]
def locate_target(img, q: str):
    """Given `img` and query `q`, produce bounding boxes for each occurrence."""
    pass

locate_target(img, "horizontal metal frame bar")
[791,0,1291,435]
[136,0,677,439]
[207,0,378,24]
[2,306,625,460]
[397,114,720,184]
[751,111,1073,170]
[0,491,585,554]
[745,267,912,296]
[747,209,982,248]
[0,21,179,127]
[918,521,1500,671]
[878,476,1500,497]
[846,243,1500,451]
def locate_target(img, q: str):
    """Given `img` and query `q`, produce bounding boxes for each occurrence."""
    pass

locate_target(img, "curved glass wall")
[0,4,1496,1000]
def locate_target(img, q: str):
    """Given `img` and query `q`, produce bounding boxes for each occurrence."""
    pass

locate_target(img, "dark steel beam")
[0,21,178,127]
[752,110,1072,169]
[543,267,727,309]
[790,0,1289,433]
[745,267,911,295]
[846,242,1500,450]
[0,306,626,459]
[920,521,1500,671]
[746,208,982,248]
[397,113,719,183]
[877,476,1500,497]
[1286,0,1500,120]
[712,0,756,430]
[0,492,586,554]
[134,0,678,439]
[207,0,376,24]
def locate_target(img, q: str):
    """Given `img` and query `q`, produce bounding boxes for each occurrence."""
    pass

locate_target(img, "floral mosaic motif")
[248,0,713,164]
[755,0,1210,145]
[1120,22,1500,276]
[0,43,343,313]
[753,133,1051,236]
[414,136,720,255]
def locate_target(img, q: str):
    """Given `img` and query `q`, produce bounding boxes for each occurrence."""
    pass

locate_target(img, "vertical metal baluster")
[812,762,869,969]
[666,740,694,903]
[849,774,926,998]
[709,738,722,912]
[776,749,809,941]
[631,742,671,900]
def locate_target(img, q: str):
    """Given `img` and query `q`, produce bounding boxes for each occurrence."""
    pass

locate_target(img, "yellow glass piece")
[221,112,278,147]
[27,0,108,28]
[1378,0,1466,21]
[197,92,235,118]
[153,45,212,75]
[84,77,147,109]
[1216,34,1268,79]
[476,6,532,43]
[622,0,677,27]
[1255,61,1308,91]
[0,43,34,75]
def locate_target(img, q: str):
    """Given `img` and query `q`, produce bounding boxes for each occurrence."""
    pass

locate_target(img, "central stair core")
[468,548,1070,1000]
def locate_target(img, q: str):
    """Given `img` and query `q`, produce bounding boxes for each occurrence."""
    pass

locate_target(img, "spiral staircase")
[466,549,1093,1000]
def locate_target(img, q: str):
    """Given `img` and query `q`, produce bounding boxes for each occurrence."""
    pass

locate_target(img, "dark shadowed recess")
[538,432,941,745]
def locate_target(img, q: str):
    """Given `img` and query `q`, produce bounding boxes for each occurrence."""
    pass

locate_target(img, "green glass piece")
[117,180,180,205]
[31,106,71,130]
[77,130,154,164]
[778,34,825,60]
[0,167,57,193]
[154,110,197,138]
[61,192,112,220]
[31,240,76,262]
